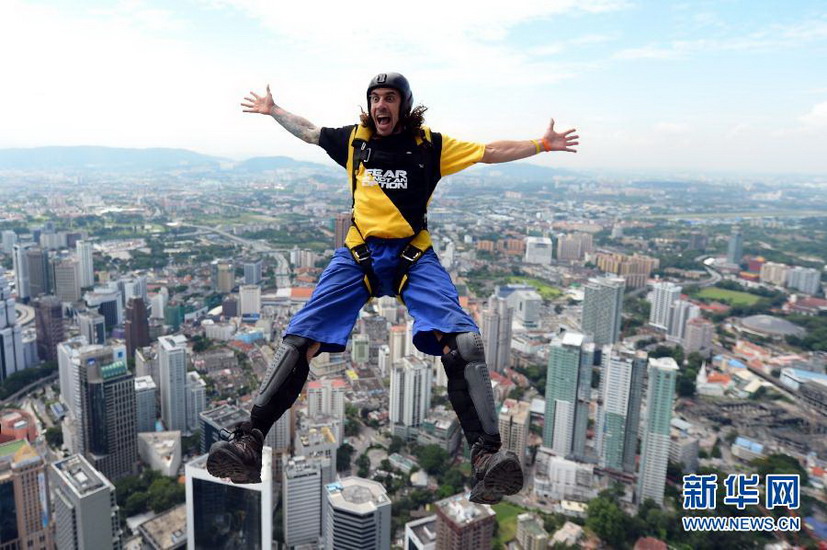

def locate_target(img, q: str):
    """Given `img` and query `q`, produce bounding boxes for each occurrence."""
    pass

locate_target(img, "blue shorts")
[285,238,478,356]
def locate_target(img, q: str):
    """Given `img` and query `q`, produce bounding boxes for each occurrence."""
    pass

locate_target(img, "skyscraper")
[637,357,678,505]
[0,277,25,382]
[283,456,324,548]
[185,448,274,550]
[543,332,592,458]
[0,439,54,550]
[243,259,263,285]
[26,247,51,298]
[307,377,347,426]
[325,477,391,550]
[434,493,496,550]
[498,399,531,460]
[12,243,31,301]
[334,212,350,250]
[53,258,81,303]
[124,296,150,359]
[135,375,158,433]
[213,261,234,293]
[239,284,262,316]
[185,371,206,434]
[351,333,370,364]
[78,311,106,346]
[648,282,682,331]
[667,300,700,343]
[581,277,625,346]
[523,237,553,265]
[50,454,122,550]
[199,404,250,454]
[556,232,593,262]
[788,266,821,295]
[158,335,188,432]
[1,230,17,254]
[684,317,714,356]
[84,360,138,481]
[482,295,513,372]
[389,356,433,439]
[727,227,743,265]
[33,295,64,363]
[76,240,94,288]
[596,346,647,473]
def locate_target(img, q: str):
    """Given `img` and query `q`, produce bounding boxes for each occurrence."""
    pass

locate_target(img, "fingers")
[563,128,577,137]
[266,84,271,95]
[549,118,555,132]
[250,91,261,100]
[563,148,577,153]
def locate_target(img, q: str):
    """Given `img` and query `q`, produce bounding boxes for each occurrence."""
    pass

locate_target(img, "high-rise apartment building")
[50,454,122,550]
[33,295,64,363]
[648,282,682,331]
[199,405,251,455]
[213,261,234,293]
[760,261,789,286]
[159,335,188,432]
[788,266,821,295]
[434,493,496,550]
[556,233,593,262]
[637,357,678,505]
[594,252,659,289]
[325,477,391,550]
[596,346,647,473]
[186,449,273,549]
[543,333,593,458]
[389,356,432,438]
[0,439,54,550]
[581,277,625,346]
[498,399,530,460]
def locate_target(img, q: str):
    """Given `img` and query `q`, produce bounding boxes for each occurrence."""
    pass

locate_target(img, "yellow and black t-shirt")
[319,124,485,240]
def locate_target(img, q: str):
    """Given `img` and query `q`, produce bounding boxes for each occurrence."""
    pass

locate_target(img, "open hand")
[543,119,579,153]
[241,84,275,115]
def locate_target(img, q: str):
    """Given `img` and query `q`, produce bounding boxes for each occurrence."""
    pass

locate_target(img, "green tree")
[337,443,355,472]
[45,426,63,448]
[415,445,450,476]
[585,496,629,549]
[356,453,370,477]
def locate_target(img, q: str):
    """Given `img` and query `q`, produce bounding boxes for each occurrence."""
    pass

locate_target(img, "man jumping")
[207,72,578,504]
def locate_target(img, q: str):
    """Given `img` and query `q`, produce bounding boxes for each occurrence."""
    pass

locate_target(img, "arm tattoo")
[270,106,321,144]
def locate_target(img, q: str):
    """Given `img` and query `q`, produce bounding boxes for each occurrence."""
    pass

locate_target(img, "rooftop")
[435,493,495,525]
[138,504,187,550]
[326,477,389,514]
[741,315,806,337]
[52,454,109,496]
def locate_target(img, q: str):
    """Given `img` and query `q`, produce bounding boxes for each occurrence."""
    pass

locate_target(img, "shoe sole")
[485,452,524,496]
[206,445,262,484]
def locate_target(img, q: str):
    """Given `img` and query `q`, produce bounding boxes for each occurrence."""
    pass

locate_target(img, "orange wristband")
[541,138,552,152]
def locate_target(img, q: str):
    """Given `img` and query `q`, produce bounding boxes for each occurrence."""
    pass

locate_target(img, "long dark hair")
[359,105,428,136]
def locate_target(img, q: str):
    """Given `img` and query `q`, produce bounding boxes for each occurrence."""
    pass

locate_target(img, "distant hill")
[233,156,331,172]
[0,146,226,172]
[469,161,579,181]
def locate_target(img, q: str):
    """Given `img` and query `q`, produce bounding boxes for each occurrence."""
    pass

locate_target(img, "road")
[181,223,291,288]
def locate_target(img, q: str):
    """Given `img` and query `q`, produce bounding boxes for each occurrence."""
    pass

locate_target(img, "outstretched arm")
[480,118,578,164]
[241,84,321,145]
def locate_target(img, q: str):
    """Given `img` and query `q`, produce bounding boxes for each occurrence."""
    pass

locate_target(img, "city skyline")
[1,0,826,175]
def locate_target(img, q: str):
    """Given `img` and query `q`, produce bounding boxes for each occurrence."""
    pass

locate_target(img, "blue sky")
[2,0,826,175]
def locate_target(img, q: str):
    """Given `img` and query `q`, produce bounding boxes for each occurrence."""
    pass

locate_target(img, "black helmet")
[366,72,413,117]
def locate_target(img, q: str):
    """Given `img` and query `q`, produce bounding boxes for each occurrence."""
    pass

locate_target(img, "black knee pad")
[254,335,309,407]
[440,332,498,438]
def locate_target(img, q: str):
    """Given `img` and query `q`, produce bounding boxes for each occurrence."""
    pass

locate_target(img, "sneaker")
[468,441,524,505]
[206,422,263,484]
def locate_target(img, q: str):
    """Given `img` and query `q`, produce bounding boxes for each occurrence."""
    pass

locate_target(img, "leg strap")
[441,332,501,448]
[250,335,310,437]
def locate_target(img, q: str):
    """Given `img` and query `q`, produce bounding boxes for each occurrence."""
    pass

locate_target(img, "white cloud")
[653,122,690,135]
[800,101,827,127]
